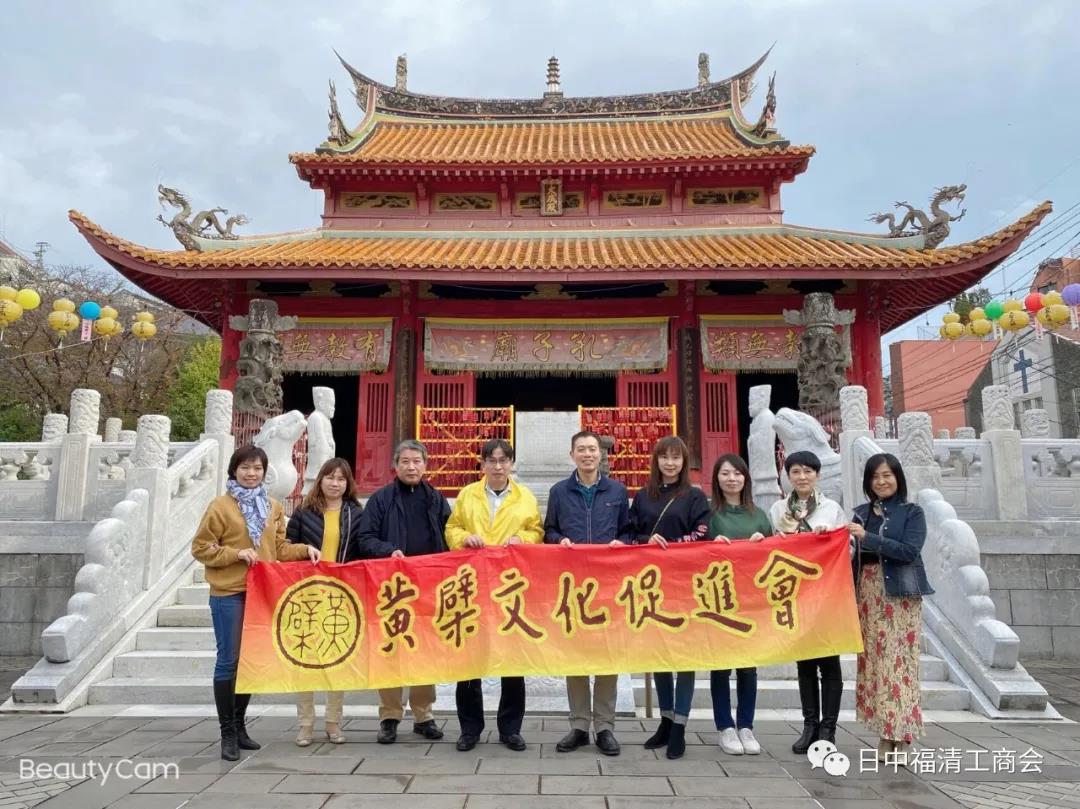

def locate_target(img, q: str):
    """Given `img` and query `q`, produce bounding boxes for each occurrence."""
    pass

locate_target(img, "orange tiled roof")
[289,117,814,166]
[70,204,1050,274]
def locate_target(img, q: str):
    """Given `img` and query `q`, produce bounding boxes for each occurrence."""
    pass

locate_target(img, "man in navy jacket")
[544,430,630,756]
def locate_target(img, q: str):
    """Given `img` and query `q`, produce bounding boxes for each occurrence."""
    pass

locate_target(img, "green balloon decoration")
[984,300,1004,320]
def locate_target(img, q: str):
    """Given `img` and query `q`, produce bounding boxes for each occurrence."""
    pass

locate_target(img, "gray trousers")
[566,674,618,733]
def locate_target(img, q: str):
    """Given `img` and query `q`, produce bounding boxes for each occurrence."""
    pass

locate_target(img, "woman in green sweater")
[708,453,772,756]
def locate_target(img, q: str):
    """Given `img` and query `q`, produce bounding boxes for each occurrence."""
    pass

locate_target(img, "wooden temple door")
[357,373,393,493]
[699,370,738,478]
[417,368,475,411]
[617,372,673,409]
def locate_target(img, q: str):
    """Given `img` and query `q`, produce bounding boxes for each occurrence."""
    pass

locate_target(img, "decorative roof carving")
[698,53,710,87]
[751,73,777,138]
[333,47,771,120]
[327,80,350,147]
[156,185,248,252]
[869,184,967,249]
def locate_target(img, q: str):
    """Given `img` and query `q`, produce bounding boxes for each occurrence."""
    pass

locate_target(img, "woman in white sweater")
[768,450,847,754]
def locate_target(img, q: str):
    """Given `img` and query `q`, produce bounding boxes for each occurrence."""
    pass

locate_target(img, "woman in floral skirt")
[848,453,934,760]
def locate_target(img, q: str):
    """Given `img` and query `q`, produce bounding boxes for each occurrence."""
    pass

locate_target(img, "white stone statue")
[302,387,336,495]
[747,385,782,513]
[41,413,68,442]
[254,410,308,500]
[773,408,843,504]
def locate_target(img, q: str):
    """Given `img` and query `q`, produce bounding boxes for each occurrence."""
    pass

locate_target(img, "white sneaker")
[718,727,744,755]
[737,727,761,755]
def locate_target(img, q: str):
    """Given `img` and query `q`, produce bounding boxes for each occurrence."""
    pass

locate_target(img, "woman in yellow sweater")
[191,445,320,761]
[286,458,367,746]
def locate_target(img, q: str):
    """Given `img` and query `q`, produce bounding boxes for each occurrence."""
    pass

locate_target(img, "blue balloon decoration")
[78,301,101,320]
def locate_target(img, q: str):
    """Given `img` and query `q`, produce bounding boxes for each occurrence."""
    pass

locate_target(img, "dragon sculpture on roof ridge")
[869,184,967,249]
[156,185,249,252]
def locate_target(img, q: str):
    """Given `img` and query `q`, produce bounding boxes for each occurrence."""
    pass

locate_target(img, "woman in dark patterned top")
[627,436,710,760]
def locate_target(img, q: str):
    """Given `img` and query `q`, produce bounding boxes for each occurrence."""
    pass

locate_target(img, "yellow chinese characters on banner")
[238,530,862,692]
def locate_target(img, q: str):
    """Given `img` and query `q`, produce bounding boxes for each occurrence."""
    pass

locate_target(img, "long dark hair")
[300,458,359,515]
[646,436,691,499]
[862,453,908,503]
[711,453,756,513]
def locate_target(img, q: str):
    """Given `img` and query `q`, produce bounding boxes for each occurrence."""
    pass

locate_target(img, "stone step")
[136,627,216,651]
[157,604,211,627]
[176,583,210,605]
[88,677,383,705]
[691,654,949,682]
[114,650,214,678]
[632,677,971,711]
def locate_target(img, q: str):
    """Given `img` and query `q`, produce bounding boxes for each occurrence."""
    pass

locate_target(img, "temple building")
[72,51,1049,492]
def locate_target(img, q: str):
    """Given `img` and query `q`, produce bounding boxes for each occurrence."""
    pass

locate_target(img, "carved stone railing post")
[873,416,888,440]
[898,411,943,494]
[1020,409,1050,439]
[127,415,172,587]
[118,429,137,443]
[41,413,68,442]
[54,389,100,520]
[937,429,950,440]
[981,385,1026,520]
[956,427,976,440]
[839,386,873,508]
[104,417,122,443]
[200,389,235,495]
[782,292,855,414]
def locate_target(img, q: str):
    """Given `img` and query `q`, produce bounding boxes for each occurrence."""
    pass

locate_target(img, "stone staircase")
[88,567,970,713]
[630,648,972,711]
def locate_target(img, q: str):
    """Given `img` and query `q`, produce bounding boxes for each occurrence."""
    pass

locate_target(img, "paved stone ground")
[0,660,1075,808]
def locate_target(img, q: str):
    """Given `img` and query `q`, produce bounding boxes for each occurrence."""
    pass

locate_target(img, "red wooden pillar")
[856,314,885,419]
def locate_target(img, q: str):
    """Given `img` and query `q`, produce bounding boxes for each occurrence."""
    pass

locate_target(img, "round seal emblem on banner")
[272,576,363,669]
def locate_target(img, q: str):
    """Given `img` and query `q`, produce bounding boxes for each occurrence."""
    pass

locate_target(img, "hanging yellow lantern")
[999,311,1029,331]
[14,289,40,310]
[94,316,118,336]
[0,286,16,302]
[968,307,987,322]
[971,318,993,337]
[943,321,965,340]
[53,298,76,313]
[0,300,23,325]
[1043,291,1064,307]
[1036,307,1053,328]
[942,312,961,325]
[47,310,79,335]
[132,320,157,340]
[1047,303,1071,326]
[134,311,155,323]
[938,325,947,339]
[99,305,119,321]
[1002,299,1023,313]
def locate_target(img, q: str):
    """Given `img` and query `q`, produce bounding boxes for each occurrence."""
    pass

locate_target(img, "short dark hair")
[227,445,269,480]
[783,450,821,474]
[481,438,515,461]
[711,453,756,513]
[570,430,601,450]
[862,453,908,503]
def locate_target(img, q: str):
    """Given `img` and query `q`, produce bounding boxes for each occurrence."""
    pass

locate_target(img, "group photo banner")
[237,529,863,693]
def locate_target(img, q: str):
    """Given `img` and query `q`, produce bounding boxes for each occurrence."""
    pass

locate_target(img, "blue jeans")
[710,668,758,730]
[209,593,246,682]
[653,671,695,724]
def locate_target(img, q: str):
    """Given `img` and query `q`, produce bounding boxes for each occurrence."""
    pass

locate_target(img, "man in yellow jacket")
[446,438,543,752]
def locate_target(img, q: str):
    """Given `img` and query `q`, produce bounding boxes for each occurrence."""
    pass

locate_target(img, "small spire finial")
[545,56,562,97]
[698,52,710,86]
[395,54,408,91]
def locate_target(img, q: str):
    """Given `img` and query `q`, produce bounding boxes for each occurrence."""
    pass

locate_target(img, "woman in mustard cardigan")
[191,445,320,761]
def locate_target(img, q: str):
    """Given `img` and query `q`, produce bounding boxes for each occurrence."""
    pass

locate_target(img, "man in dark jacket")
[359,439,451,745]
[544,430,630,757]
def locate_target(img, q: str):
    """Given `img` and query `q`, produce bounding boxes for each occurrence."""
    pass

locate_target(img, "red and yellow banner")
[237,529,862,693]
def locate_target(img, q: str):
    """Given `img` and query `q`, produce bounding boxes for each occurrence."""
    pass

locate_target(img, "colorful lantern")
[938,325,947,339]
[1046,304,1071,327]
[53,298,76,313]
[971,318,993,337]
[99,305,119,321]
[94,317,123,338]
[1063,284,1080,307]
[999,311,1029,331]
[1024,292,1044,314]
[942,312,961,325]
[132,320,157,340]
[0,286,16,302]
[1002,299,1023,313]
[984,300,1004,320]
[943,321,965,340]
[47,310,79,338]
[968,307,987,322]
[0,300,22,323]
[1042,291,1064,307]
[14,289,41,310]
[78,301,101,320]
[134,311,155,324]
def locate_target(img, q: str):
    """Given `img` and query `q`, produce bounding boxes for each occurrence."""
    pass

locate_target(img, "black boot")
[213,679,239,761]
[792,668,820,754]
[234,691,260,750]
[643,716,672,750]
[665,722,686,760]
[818,678,843,745]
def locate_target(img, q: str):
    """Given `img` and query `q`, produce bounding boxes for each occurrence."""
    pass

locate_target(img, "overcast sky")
[2,0,1078,367]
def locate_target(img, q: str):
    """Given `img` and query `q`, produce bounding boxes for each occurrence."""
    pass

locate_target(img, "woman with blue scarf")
[191,445,321,761]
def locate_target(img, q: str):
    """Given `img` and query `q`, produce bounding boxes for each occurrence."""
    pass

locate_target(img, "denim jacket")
[851,497,934,598]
